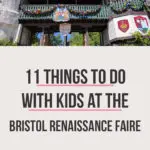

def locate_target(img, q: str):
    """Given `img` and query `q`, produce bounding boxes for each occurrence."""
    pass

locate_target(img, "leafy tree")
[50,34,62,46]
[89,32,100,46]
[32,32,39,46]
[70,32,100,46]
[31,33,62,46]
[70,32,83,46]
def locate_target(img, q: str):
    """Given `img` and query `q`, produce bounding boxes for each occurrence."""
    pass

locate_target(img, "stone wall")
[0,0,21,41]
[20,26,32,46]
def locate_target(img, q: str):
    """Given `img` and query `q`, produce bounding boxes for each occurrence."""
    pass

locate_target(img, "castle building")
[0,0,150,45]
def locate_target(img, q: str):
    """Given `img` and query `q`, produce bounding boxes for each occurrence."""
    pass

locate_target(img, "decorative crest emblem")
[118,20,129,33]
[134,16,149,33]
[53,7,70,22]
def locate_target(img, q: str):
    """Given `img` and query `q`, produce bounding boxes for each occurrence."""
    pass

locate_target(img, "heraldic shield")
[134,16,149,33]
[118,20,129,33]
[53,7,70,22]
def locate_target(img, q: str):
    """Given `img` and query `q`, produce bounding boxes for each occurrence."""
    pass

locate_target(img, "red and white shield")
[134,16,149,33]
[118,20,129,33]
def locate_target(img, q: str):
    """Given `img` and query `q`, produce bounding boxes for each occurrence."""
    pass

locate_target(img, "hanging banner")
[59,23,71,36]
[53,7,70,22]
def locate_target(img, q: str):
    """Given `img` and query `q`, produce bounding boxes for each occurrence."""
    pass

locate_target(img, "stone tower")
[0,0,21,41]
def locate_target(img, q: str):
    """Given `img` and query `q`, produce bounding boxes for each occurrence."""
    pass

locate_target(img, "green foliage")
[31,33,62,46]
[32,33,39,46]
[89,32,100,46]
[70,33,83,46]
[50,34,62,46]
[121,31,150,46]
[132,31,150,46]
[70,32,100,46]
[0,39,17,46]
[32,42,39,46]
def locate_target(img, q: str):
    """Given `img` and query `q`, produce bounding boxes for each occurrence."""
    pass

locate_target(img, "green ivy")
[132,31,150,46]
[121,31,150,46]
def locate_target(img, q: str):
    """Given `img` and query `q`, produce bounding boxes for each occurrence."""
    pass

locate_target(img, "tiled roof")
[19,0,149,22]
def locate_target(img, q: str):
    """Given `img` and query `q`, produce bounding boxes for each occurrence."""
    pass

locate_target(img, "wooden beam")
[83,28,89,46]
